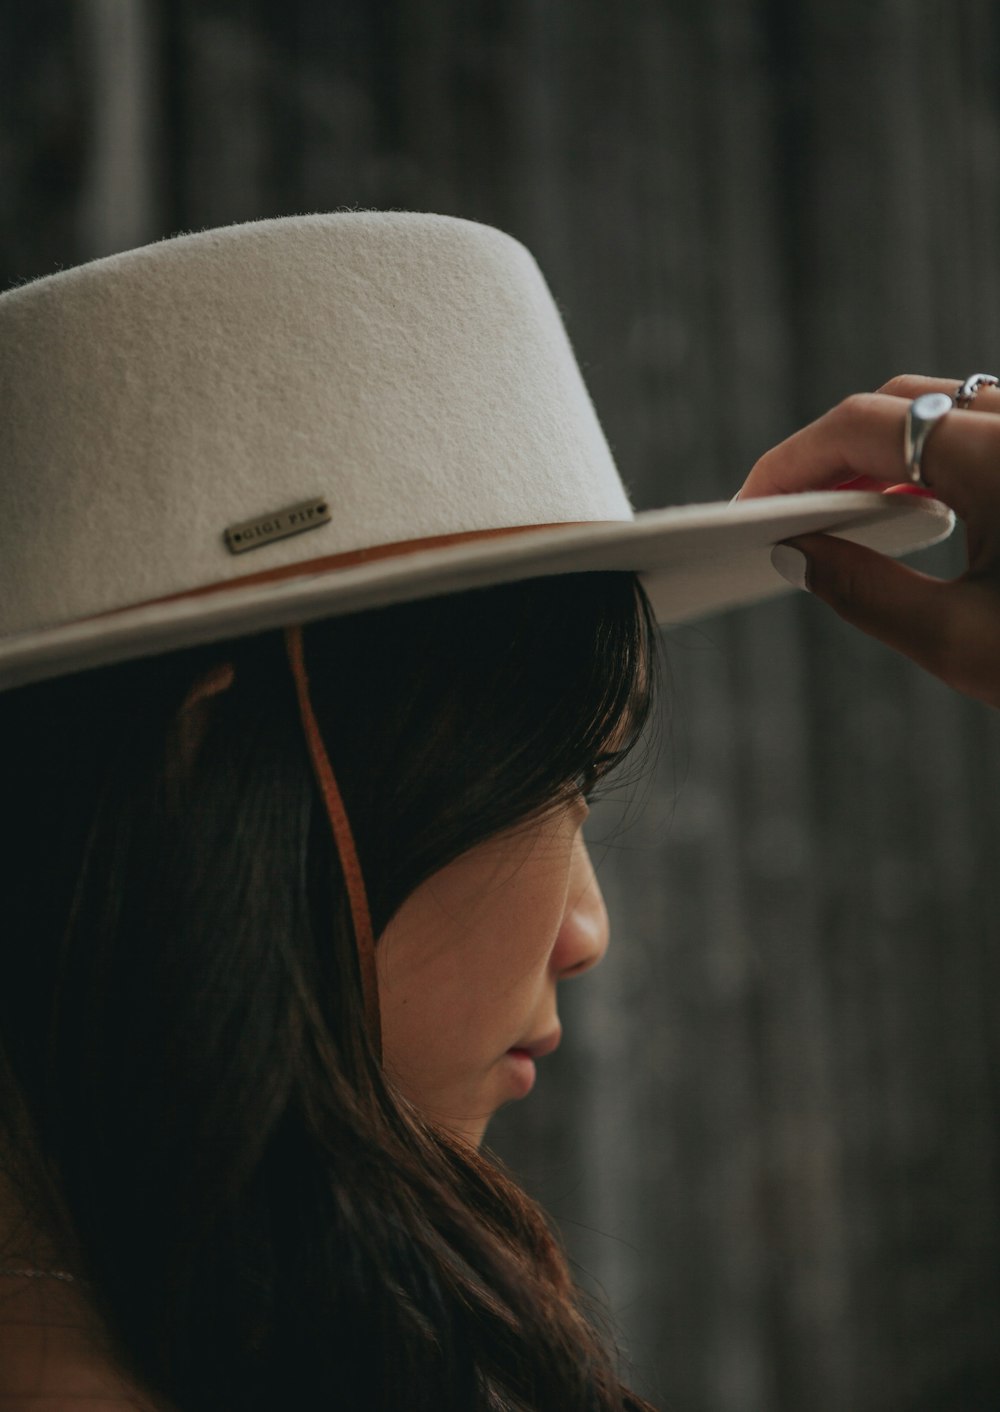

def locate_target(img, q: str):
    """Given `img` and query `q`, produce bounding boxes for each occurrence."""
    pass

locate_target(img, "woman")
[0,212,993,1409]
[0,572,661,1412]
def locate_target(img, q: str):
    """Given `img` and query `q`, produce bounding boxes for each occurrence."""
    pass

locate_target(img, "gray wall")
[3,3,999,1408]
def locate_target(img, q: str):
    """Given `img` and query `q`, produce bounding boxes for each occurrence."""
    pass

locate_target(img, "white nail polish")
[770,545,810,591]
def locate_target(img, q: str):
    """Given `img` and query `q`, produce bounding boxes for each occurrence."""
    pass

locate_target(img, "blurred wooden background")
[2,2,999,1408]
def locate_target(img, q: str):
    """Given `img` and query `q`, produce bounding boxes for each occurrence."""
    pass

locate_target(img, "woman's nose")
[551,834,610,980]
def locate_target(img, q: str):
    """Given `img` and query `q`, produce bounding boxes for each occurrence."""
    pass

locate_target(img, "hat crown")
[0,211,634,637]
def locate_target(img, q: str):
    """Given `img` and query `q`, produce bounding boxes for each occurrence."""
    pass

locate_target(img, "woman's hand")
[736,373,1000,710]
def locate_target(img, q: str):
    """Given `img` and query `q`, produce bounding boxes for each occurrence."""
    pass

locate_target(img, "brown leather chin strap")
[177,635,381,1056]
[283,624,382,1060]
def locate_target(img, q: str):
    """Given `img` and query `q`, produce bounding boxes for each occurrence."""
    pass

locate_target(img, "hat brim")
[0,491,954,691]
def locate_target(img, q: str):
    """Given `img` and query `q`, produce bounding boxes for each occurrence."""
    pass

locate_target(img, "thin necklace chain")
[0,1267,78,1282]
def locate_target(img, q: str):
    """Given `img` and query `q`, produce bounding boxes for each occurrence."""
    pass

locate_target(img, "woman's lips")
[502,1027,561,1098]
[503,1049,538,1097]
[508,1026,562,1060]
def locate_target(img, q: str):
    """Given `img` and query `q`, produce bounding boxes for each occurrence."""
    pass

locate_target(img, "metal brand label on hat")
[224,497,331,554]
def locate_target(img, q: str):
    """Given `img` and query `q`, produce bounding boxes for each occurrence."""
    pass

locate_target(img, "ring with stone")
[955,372,1000,408]
[904,391,953,486]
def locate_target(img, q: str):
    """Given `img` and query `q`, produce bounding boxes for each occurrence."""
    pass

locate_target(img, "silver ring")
[955,372,999,408]
[904,391,953,486]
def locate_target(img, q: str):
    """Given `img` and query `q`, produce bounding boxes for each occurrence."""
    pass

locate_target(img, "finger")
[876,371,1000,415]
[776,531,1000,708]
[856,376,1000,536]
[738,391,1000,519]
[734,370,1000,502]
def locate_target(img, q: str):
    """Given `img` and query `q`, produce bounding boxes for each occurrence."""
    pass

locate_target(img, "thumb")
[772,531,956,672]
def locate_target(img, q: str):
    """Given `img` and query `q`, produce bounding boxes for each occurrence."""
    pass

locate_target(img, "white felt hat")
[0,210,953,693]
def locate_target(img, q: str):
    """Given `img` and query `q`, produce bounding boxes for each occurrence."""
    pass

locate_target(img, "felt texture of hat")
[0,210,953,692]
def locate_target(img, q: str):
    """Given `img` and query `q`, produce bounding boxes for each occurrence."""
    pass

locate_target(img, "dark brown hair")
[0,569,662,1410]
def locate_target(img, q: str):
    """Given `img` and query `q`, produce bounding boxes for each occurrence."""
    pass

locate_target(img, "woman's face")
[376,796,609,1146]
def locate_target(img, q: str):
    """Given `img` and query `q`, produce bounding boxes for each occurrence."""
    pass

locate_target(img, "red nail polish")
[836,475,937,500]
[881,484,939,500]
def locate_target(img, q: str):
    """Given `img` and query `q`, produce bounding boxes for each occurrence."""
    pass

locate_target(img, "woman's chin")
[409,1071,526,1148]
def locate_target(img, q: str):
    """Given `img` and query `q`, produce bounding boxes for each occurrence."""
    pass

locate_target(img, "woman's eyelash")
[577,772,598,800]
[577,756,616,799]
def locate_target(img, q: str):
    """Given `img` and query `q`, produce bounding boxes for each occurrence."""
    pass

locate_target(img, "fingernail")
[770,544,810,591]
